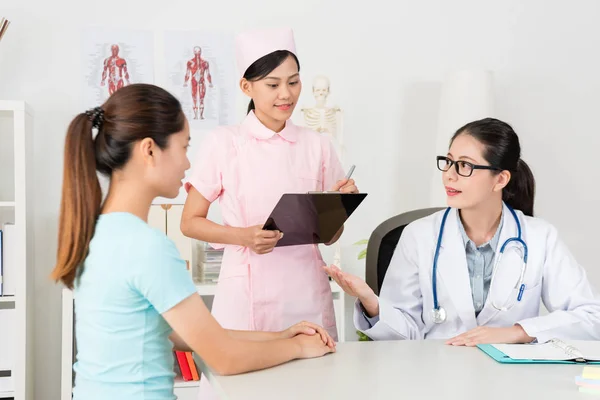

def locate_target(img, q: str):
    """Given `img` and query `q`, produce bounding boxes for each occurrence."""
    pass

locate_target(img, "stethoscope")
[430,205,528,324]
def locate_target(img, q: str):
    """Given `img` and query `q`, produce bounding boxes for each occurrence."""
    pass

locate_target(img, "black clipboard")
[262,192,368,247]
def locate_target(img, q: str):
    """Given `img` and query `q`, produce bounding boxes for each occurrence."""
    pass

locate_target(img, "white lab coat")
[354,205,600,343]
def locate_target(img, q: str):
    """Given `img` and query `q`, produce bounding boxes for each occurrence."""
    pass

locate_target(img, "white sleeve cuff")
[353,298,414,340]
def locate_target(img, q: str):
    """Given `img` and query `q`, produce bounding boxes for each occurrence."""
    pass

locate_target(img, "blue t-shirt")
[72,212,197,400]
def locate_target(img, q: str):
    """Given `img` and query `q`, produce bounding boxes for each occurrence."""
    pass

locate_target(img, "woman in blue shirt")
[51,83,335,400]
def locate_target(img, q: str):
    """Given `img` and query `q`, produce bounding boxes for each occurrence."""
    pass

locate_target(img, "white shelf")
[0,100,35,400]
[174,377,200,388]
[0,100,34,115]
[196,280,342,296]
[195,282,217,296]
[0,296,16,303]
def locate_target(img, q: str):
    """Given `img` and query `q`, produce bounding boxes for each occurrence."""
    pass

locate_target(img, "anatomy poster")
[164,30,237,130]
[82,27,154,109]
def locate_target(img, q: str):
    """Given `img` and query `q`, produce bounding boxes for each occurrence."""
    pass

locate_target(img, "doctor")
[325,117,600,345]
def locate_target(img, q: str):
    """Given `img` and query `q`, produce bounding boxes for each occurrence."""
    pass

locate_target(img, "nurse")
[182,28,357,341]
[325,117,600,345]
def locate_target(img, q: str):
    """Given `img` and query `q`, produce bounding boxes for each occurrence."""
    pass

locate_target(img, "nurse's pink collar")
[242,110,298,142]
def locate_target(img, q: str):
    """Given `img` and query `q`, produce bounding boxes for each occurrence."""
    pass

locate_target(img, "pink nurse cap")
[235,27,297,78]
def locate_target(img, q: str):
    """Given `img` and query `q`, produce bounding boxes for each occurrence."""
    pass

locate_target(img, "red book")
[175,351,192,381]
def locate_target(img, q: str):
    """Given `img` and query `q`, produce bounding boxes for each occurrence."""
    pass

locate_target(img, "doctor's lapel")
[477,204,521,326]
[436,209,477,329]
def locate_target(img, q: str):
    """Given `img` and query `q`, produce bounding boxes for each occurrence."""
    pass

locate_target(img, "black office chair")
[365,207,445,296]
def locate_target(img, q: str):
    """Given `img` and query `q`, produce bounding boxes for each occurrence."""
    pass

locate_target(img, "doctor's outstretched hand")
[323,265,379,317]
[446,325,535,347]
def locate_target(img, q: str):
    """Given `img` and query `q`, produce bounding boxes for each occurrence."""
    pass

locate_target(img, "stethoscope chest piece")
[431,307,447,324]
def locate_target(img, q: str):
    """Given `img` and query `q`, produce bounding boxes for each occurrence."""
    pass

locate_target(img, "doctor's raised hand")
[323,265,378,316]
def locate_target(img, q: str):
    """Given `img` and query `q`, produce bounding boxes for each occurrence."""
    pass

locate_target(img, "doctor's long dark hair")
[451,118,536,217]
[51,84,185,289]
[243,50,300,114]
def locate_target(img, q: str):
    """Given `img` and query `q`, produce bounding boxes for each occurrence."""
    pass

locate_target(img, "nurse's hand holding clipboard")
[239,168,358,255]
[241,226,283,255]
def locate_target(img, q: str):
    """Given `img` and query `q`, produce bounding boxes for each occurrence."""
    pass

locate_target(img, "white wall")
[2,0,600,398]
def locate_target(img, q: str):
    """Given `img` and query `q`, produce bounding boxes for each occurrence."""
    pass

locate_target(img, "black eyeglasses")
[436,156,501,177]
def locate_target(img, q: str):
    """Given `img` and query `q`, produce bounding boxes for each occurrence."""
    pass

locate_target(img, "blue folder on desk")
[478,340,600,365]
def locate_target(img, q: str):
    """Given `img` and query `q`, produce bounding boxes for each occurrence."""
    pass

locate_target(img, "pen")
[307,165,356,194]
[345,165,356,181]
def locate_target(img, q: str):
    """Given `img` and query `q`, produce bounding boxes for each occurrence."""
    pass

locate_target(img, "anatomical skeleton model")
[301,75,344,267]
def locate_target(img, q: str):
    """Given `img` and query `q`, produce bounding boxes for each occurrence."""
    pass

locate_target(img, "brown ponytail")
[503,158,535,217]
[51,84,186,289]
[51,114,102,289]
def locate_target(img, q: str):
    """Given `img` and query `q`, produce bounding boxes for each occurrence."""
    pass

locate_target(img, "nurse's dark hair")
[451,117,535,217]
[244,50,300,114]
[51,84,185,289]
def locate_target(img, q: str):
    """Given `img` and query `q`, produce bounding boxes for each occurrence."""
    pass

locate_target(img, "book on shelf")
[174,351,200,382]
[185,352,199,381]
[195,241,223,283]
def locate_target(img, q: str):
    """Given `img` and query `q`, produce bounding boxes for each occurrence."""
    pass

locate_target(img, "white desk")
[197,340,588,400]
